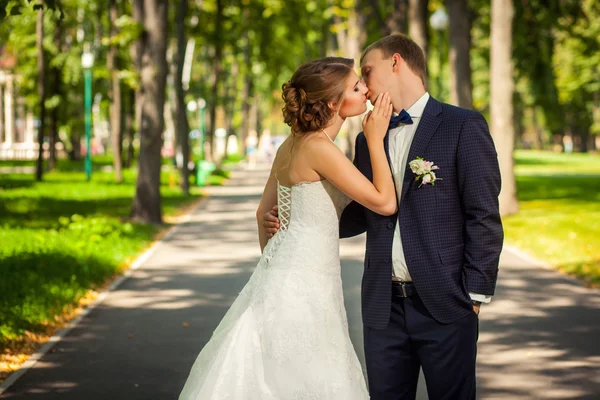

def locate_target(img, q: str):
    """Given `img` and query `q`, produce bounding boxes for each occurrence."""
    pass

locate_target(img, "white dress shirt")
[387,92,491,304]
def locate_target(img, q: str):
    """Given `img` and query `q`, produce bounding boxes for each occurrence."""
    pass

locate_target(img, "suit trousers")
[364,288,478,400]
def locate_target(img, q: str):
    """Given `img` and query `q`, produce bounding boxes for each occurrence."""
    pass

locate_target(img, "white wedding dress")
[179,179,369,400]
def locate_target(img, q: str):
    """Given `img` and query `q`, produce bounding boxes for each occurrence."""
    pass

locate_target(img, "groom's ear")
[391,53,403,73]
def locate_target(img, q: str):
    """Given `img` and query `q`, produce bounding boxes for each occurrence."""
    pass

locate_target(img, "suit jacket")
[340,96,503,328]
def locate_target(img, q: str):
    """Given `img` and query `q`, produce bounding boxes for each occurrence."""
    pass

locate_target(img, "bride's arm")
[256,175,277,252]
[310,139,396,216]
[310,94,397,216]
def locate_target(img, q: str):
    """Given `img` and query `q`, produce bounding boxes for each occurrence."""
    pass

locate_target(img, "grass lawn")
[504,150,600,285]
[0,160,230,377]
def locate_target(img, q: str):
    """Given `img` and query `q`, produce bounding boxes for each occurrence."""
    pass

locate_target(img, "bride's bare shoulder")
[276,136,293,155]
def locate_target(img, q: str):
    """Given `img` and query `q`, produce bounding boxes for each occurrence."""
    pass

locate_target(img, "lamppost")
[429,8,449,100]
[81,45,94,181]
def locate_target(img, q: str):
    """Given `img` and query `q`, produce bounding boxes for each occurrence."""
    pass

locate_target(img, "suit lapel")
[400,97,443,201]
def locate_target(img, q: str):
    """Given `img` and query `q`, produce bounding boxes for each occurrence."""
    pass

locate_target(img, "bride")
[179,57,396,399]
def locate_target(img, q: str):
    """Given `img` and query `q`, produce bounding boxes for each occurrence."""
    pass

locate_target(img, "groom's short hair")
[361,34,427,85]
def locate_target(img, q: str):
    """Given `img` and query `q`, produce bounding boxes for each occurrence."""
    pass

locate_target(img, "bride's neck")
[321,114,345,141]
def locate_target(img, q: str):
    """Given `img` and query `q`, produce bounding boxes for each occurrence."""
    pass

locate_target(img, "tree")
[409,0,429,63]
[35,0,46,181]
[366,0,408,36]
[332,0,367,158]
[108,0,123,182]
[206,0,223,162]
[130,0,169,224]
[387,0,409,34]
[239,6,253,156]
[48,1,62,171]
[553,0,599,151]
[446,0,473,108]
[173,0,190,194]
[490,0,518,216]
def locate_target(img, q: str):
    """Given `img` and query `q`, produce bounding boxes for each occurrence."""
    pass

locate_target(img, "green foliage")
[2,0,599,148]
[1,0,61,19]
[553,0,600,136]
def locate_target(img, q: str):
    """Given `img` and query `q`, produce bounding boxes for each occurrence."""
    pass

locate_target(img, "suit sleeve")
[457,112,504,296]
[339,133,368,239]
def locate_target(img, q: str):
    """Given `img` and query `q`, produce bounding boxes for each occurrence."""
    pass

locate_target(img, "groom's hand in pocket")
[263,205,280,238]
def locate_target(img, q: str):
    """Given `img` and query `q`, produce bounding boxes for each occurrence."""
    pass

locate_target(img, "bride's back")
[272,135,325,189]
[270,134,346,233]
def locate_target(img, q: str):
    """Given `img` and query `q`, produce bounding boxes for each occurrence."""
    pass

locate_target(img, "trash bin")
[196,160,216,187]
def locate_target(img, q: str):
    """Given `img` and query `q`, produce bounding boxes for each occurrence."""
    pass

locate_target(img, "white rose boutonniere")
[409,157,442,188]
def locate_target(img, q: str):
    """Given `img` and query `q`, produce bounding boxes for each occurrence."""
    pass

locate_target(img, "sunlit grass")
[0,161,230,347]
[504,151,600,284]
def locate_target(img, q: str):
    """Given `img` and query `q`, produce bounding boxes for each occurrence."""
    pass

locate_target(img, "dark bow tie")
[389,109,413,129]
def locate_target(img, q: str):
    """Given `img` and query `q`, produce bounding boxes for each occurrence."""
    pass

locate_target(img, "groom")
[265,34,503,400]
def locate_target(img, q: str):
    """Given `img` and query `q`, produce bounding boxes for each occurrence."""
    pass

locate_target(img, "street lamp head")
[81,52,94,69]
[197,98,206,109]
[187,100,198,112]
[430,8,449,30]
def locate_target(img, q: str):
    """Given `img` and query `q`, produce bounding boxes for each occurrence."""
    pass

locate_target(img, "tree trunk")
[409,0,429,72]
[48,1,63,171]
[124,87,135,168]
[49,67,60,171]
[446,0,473,108]
[579,132,589,153]
[533,107,544,150]
[206,0,224,163]
[335,5,366,158]
[388,0,409,34]
[490,0,518,216]
[36,3,46,181]
[174,0,190,194]
[0,85,4,143]
[131,0,169,224]
[255,96,262,141]
[366,0,407,36]
[131,0,143,165]
[108,0,123,182]
[224,61,238,160]
[240,8,253,156]
[593,90,600,151]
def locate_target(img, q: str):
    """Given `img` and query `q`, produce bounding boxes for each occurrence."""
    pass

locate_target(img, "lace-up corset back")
[277,184,292,232]
[260,179,349,272]
[277,180,346,232]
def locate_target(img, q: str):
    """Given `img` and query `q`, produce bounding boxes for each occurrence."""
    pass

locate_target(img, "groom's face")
[360,49,395,105]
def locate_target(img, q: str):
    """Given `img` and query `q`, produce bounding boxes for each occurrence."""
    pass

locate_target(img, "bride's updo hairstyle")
[282,58,354,136]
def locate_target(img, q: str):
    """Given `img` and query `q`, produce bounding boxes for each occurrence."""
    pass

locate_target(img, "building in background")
[0,46,67,160]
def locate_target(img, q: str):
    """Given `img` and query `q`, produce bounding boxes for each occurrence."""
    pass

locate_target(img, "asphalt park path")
[1,165,599,399]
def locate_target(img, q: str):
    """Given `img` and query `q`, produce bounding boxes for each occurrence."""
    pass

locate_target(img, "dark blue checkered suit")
[340,96,503,329]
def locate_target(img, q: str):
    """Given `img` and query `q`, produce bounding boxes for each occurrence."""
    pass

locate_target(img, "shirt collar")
[405,92,430,118]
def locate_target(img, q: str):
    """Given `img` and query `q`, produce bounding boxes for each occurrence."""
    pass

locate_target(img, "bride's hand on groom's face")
[362,92,392,142]
[263,205,279,238]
